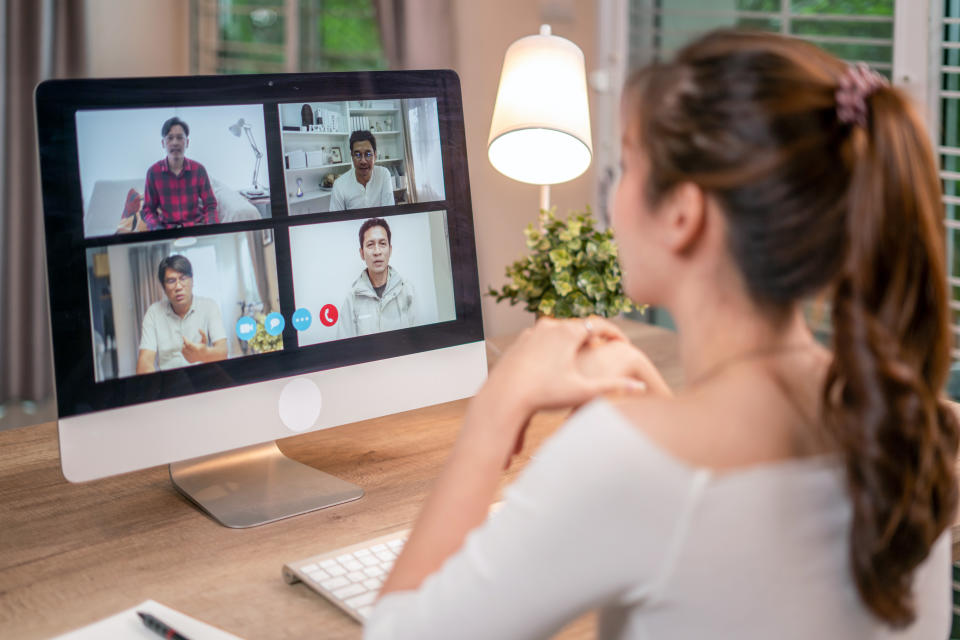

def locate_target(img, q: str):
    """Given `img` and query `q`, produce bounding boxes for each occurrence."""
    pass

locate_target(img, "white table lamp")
[229,118,267,198]
[488,24,593,211]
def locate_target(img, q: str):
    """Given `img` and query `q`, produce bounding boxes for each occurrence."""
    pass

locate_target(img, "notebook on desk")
[54,599,243,640]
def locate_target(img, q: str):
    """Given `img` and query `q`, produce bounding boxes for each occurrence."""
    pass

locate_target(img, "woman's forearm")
[378,384,527,597]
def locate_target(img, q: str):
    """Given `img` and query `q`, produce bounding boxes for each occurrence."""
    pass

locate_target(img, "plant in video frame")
[247,314,283,353]
[488,206,640,319]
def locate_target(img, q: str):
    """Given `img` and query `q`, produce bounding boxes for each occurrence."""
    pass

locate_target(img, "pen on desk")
[137,611,192,640]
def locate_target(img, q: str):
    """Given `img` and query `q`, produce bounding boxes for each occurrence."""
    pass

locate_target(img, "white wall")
[288,211,456,346]
[75,105,269,213]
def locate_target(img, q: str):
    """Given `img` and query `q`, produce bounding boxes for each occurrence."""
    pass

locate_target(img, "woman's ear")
[660,181,707,254]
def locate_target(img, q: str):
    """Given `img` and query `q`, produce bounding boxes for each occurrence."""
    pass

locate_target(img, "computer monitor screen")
[36,71,485,524]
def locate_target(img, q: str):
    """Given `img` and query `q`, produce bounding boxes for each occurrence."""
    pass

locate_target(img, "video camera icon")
[264,312,285,336]
[236,316,257,341]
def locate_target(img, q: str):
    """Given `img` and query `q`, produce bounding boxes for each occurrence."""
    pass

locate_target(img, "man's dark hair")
[349,130,377,154]
[162,116,190,138]
[157,254,193,284]
[358,218,391,248]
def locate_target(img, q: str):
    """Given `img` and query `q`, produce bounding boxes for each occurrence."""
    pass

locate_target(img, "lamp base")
[242,188,268,199]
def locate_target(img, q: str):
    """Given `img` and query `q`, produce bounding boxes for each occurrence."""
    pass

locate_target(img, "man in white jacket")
[337,217,415,338]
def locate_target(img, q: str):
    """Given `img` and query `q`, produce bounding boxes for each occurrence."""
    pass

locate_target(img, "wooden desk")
[6,320,956,638]
[0,320,681,639]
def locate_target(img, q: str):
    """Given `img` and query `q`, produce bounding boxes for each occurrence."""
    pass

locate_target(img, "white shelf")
[281,129,400,137]
[285,163,351,173]
[349,108,398,115]
[283,131,348,137]
[288,190,332,204]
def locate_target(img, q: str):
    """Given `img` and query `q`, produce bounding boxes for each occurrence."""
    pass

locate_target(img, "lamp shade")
[228,118,247,136]
[487,25,593,185]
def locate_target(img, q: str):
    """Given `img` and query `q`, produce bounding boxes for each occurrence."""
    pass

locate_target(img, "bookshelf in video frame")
[280,99,408,214]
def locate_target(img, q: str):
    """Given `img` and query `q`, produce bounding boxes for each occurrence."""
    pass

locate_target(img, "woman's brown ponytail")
[627,29,960,628]
[825,85,959,627]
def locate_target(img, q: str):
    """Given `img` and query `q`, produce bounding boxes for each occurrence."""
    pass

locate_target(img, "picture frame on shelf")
[329,147,342,164]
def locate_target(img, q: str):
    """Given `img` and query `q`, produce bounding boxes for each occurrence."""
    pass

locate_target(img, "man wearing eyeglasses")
[136,254,227,373]
[329,130,396,211]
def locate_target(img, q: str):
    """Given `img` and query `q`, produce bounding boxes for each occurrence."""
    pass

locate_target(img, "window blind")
[941,1,960,358]
[629,0,894,73]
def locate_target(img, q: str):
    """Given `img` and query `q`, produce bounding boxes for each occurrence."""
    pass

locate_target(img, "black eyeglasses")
[352,150,374,160]
[164,274,192,287]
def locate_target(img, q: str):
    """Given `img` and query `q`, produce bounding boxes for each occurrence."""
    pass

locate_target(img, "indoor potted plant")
[488,207,637,318]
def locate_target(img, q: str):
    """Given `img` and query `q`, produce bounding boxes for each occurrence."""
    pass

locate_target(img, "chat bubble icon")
[264,312,285,337]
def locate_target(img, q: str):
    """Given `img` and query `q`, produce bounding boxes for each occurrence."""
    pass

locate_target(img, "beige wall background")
[85,0,191,77]
[83,0,600,338]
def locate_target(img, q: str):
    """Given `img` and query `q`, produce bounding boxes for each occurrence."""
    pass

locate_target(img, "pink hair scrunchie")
[835,62,889,127]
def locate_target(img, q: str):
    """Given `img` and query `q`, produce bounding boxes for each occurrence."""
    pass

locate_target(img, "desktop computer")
[35,70,486,528]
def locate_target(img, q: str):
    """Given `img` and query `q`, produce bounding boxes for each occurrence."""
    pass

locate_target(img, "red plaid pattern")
[142,158,219,230]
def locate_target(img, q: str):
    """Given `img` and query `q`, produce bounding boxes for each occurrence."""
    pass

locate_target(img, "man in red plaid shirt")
[140,117,219,230]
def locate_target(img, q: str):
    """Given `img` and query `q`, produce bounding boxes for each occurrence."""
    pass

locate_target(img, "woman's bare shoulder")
[604,362,829,471]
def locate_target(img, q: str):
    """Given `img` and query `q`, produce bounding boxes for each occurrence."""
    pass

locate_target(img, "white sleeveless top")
[365,400,952,639]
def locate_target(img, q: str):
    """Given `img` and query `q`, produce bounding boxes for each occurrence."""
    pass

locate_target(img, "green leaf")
[552,295,573,318]
[548,247,572,271]
[569,292,593,317]
[551,271,574,296]
[576,269,605,300]
[538,291,557,316]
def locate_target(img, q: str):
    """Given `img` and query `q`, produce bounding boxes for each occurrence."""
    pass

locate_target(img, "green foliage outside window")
[193,0,386,74]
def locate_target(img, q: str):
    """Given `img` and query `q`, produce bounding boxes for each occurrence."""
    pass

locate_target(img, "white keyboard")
[283,530,409,623]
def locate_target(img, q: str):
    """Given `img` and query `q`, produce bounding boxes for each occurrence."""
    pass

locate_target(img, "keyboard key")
[346,591,378,609]
[333,584,366,600]
[343,560,364,572]
[321,576,350,591]
[363,578,382,590]
[371,544,388,553]
[301,563,319,573]
[374,551,396,563]
[359,555,380,567]
[347,571,366,583]
[363,566,385,578]
[308,568,331,581]
[326,565,347,577]
[320,559,338,569]
[387,540,404,550]
[337,553,355,563]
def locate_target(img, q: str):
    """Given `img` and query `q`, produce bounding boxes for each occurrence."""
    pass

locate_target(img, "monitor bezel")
[36,70,483,418]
